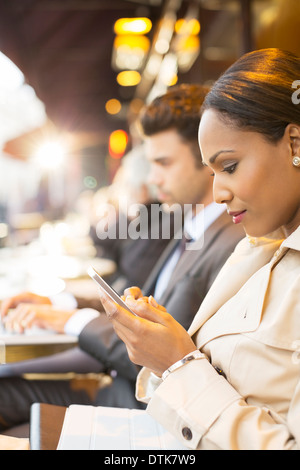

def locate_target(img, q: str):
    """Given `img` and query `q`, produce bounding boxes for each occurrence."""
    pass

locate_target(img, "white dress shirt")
[153,203,225,299]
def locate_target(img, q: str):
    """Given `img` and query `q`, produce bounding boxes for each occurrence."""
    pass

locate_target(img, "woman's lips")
[228,210,247,224]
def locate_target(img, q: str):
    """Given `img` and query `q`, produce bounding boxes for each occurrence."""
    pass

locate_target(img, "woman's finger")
[124,296,170,325]
[123,286,143,299]
[148,296,167,311]
[98,288,127,320]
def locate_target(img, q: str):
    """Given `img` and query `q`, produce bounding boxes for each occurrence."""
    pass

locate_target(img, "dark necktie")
[177,231,193,255]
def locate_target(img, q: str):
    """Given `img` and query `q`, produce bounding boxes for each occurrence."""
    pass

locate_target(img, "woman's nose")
[213,178,233,205]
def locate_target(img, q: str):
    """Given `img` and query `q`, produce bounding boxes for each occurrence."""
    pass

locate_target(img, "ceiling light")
[175,18,200,35]
[109,129,128,159]
[105,98,122,115]
[114,18,152,35]
[114,35,150,51]
[33,141,66,170]
[116,71,141,87]
[113,35,150,71]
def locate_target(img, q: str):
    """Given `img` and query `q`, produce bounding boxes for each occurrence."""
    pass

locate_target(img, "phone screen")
[87,266,137,316]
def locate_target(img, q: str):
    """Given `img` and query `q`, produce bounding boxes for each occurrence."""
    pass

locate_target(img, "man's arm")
[78,315,139,381]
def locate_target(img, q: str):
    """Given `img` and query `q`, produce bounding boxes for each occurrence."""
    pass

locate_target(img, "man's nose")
[148,167,163,187]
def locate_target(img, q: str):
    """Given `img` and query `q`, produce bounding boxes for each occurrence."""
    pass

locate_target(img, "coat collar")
[281,225,300,251]
[188,230,286,339]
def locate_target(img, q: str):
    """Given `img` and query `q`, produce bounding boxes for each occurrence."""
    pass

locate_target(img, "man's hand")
[2,304,77,334]
[1,292,52,319]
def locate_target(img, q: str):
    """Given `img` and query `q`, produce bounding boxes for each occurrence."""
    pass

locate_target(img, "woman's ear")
[287,124,300,158]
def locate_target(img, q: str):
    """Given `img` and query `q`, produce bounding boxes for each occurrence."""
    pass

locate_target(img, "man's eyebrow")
[152,156,170,163]
[202,150,235,166]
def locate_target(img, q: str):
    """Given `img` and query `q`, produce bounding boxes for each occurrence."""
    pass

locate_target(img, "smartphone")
[87,266,137,316]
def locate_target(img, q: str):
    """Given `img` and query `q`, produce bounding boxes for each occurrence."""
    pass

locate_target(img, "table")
[0,253,116,363]
[0,331,78,363]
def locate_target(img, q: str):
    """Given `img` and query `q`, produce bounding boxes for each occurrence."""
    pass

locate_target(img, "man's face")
[144,128,213,207]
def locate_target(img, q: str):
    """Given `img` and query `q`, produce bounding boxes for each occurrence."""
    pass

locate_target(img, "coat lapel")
[193,262,272,348]
[142,235,181,295]
[188,234,285,342]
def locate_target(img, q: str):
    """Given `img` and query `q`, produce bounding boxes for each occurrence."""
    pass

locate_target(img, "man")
[0,84,244,434]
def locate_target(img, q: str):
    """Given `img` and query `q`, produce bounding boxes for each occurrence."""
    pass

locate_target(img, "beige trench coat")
[136,226,300,450]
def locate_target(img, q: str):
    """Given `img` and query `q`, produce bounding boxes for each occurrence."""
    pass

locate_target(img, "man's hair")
[139,84,209,165]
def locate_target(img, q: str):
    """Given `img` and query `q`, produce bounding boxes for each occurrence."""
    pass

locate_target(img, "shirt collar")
[184,203,226,242]
[281,225,300,252]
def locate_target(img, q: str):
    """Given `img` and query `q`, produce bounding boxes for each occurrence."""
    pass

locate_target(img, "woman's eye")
[222,163,237,174]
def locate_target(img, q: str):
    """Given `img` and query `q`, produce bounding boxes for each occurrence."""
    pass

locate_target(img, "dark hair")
[139,84,209,164]
[201,48,300,143]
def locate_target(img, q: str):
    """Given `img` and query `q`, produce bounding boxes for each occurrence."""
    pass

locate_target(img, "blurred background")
[0,0,299,298]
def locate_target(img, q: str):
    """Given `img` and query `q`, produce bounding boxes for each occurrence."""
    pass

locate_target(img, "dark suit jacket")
[78,211,244,407]
[88,203,176,294]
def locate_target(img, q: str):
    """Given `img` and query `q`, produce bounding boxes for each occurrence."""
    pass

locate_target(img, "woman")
[99,48,300,450]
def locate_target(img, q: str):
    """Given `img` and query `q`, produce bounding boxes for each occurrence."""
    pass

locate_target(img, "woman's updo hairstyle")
[201,48,300,143]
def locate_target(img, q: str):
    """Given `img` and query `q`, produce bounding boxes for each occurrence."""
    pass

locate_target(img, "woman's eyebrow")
[202,149,235,166]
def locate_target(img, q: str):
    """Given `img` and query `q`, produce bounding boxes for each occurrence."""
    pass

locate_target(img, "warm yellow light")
[114,18,152,35]
[113,35,150,70]
[165,74,178,86]
[116,70,141,87]
[175,18,200,35]
[109,129,128,158]
[176,35,200,52]
[105,98,122,115]
[114,35,150,51]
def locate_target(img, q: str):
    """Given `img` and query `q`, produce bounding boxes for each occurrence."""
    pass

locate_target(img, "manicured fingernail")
[149,296,158,307]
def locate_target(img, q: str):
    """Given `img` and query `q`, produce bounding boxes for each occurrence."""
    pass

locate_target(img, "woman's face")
[199,110,300,238]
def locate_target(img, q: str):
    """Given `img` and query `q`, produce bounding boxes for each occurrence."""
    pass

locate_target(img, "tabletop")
[0,328,78,363]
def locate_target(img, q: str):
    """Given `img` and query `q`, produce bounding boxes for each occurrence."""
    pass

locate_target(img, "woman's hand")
[0,291,52,320]
[122,286,144,301]
[99,288,196,376]
[2,303,77,334]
